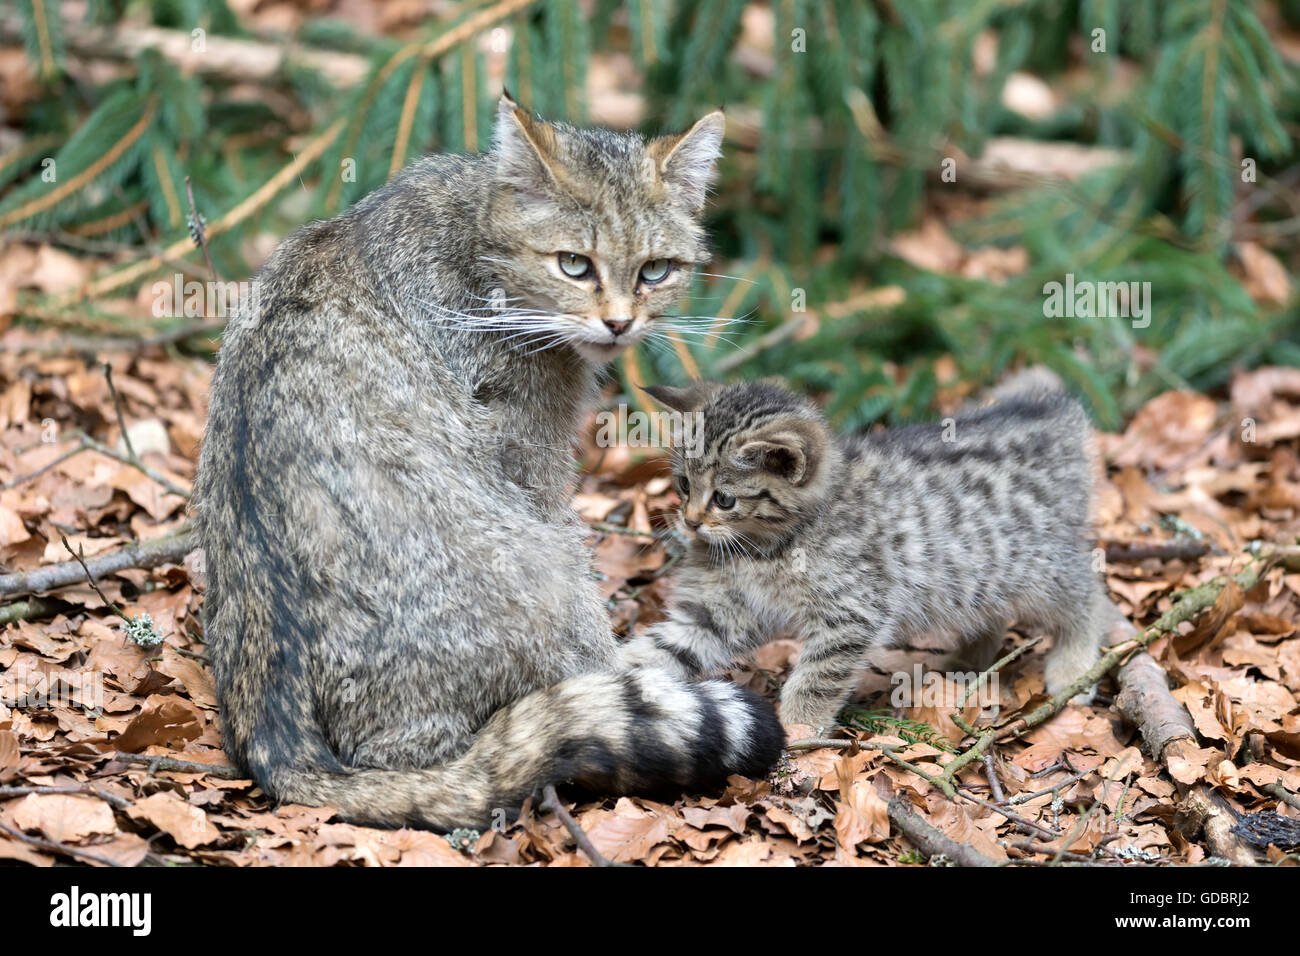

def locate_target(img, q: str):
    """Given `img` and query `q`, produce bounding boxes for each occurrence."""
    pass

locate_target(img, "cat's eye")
[639,259,673,285]
[558,252,593,279]
[677,475,690,497]
[712,490,736,509]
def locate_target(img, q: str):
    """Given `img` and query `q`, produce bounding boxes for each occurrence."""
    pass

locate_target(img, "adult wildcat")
[194,97,783,830]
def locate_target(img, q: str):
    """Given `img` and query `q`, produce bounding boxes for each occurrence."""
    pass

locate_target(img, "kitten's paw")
[1065,686,1098,706]
[616,636,692,679]
[1044,654,1099,706]
[1045,669,1098,706]
[782,722,818,742]
[778,701,839,736]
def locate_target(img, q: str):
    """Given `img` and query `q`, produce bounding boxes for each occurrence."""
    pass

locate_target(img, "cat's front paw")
[1063,685,1098,706]
[1044,661,1098,706]
[778,700,839,737]
[615,635,692,679]
[782,722,832,742]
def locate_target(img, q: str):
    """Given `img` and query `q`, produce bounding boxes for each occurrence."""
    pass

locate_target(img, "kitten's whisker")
[646,329,746,351]
[664,312,757,326]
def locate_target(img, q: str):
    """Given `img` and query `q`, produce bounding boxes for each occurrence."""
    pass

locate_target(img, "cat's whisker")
[645,328,746,351]
[418,305,564,327]
[516,331,583,357]
[663,311,757,326]
[694,271,757,285]
[651,326,746,345]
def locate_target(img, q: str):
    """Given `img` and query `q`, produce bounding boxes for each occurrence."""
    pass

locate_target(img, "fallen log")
[1116,649,1257,865]
[887,795,998,867]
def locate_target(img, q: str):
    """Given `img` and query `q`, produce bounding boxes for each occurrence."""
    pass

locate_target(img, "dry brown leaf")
[10,793,116,843]
[126,790,221,848]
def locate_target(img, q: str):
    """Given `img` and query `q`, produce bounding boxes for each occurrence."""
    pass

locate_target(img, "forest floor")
[0,313,1298,866]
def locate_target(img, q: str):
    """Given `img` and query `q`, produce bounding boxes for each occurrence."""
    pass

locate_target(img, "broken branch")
[887,794,998,867]
[0,526,196,599]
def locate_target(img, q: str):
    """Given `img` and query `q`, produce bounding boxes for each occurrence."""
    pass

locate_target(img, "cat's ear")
[648,111,725,212]
[494,94,569,203]
[641,381,721,413]
[737,423,825,485]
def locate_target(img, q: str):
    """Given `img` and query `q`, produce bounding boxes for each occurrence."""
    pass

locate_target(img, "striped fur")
[194,99,782,831]
[626,379,1124,730]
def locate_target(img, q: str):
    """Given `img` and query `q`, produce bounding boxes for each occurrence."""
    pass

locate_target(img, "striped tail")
[254,668,785,831]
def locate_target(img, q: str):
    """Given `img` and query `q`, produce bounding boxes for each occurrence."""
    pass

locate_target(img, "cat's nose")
[603,318,632,337]
[683,516,702,531]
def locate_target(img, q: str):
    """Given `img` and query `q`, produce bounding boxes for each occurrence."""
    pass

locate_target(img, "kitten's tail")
[981,365,1065,404]
[250,668,784,831]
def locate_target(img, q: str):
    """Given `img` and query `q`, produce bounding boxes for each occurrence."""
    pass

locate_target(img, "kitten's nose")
[603,318,632,337]
[683,516,702,531]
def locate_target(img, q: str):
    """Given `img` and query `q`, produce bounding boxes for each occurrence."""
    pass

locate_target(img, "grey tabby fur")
[622,378,1125,729]
[194,96,783,830]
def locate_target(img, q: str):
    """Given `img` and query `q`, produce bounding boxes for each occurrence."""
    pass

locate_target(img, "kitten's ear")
[737,422,825,485]
[641,381,721,413]
[494,94,568,203]
[737,437,807,484]
[648,111,725,212]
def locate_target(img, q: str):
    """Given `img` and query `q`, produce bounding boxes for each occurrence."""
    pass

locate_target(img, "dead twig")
[0,596,64,626]
[103,362,137,461]
[61,534,130,620]
[540,783,622,867]
[887,795,998,867]
[0,784,132,811]
[1103,539,1211,563]
[785,737,855,751]
[2,432,191,500]
[109,753,245,780]
[983,753,1005,804]
[0,526,196,599]
[953,786,1062,840]
[948,636,1042,739]
[1263,782,1300,813]
[2,319,226,355]
[1003,767,1095,806]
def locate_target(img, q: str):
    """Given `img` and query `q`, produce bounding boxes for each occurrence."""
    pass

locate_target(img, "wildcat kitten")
[620,379,1122,730]
[194,97,783,831]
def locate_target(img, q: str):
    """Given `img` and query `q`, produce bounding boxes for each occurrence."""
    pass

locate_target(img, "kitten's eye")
[639,259,673,285]
[558,252,593,279]
[677,475,690,497]
[712,490,736,509]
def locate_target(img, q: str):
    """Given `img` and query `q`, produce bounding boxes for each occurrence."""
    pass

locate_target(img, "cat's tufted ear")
[494,93,569,205]
[641,381,721,413]
[647,111,725,212]
[735,421,826,485]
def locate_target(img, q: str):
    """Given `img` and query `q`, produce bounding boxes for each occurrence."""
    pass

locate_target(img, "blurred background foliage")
[0,0,1297,430]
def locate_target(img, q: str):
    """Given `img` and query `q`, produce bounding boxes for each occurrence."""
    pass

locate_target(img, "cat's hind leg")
[1041,578,1118,704]
[939,621,1009,674]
